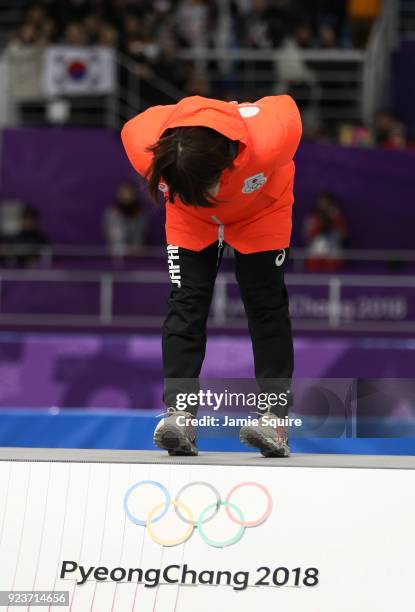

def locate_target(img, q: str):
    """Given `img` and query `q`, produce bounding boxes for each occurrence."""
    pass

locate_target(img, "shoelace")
[156,408,194,419]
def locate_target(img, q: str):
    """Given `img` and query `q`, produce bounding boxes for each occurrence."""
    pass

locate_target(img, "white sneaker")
[240,414,291,457]
[153,409,198,456]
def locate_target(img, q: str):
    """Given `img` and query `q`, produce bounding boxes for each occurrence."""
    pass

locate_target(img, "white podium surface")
[0,449,414,612]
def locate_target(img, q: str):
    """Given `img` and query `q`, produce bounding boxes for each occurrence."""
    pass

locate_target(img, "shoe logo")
[275,249,286,267]
[124,480,272,548]
[242,172,267,194]
[167,244,181,287]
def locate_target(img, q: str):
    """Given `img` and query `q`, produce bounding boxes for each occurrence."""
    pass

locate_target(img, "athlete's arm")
[257,95,302,166]
[121,104,175,176]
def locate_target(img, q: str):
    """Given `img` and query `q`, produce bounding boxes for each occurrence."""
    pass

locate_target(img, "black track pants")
[162,242,293,418]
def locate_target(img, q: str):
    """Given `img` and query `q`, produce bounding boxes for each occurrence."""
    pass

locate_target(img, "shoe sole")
[239,426,291,458]
[153,421,198,456]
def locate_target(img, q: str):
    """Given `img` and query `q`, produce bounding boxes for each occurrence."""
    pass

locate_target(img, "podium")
[0,448,414,611]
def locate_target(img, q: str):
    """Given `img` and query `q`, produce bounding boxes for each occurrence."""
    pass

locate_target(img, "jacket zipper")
[211,215,224,265]
[211,215,224,247]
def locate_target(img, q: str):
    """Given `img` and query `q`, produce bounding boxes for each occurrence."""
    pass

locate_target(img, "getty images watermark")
[168,390,303,429]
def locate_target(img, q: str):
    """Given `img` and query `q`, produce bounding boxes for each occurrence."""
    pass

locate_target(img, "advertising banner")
[0,459,414,611]
[220,280,415,328]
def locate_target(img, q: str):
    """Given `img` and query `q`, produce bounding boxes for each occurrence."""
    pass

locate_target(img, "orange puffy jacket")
[121,95,302,253]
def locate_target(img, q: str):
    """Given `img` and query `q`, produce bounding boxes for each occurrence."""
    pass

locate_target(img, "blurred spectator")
[1,205,50,267]
[123,34,188,108]
[64,21,88,45]
[277,24,316,85]
[293,22,314,49]
[374,111,409,151]
[176,0,211,48]
[25,3,48,30]
[40,17,58,43]
[25,3,57,42]
[236,0,309,49]
[3,0,389,137]
[347,0,380,48]
[339,124,373,147]
[10,0,379,56]
[0,198,26,238]
[303,192,349,271]
[103,181,147,257]
[337,116,414,151]
[83,12,103,44]
[5,22,45,105]
[307,0,346,44]
[152,37,186,87]
[121,12,141,45]
[276,23,318,133]
[184,68,211,97]
[47,0,95,30]
[15,206,50,265]
[384,122,408,151]
[98,22,119,47]
[319,24,337,49]
[242,0,273,49]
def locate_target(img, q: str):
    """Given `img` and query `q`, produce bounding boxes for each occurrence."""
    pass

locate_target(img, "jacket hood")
[161,95,248,144]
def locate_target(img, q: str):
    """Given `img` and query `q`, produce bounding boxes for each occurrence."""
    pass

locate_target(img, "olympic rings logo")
[123,480,272,548]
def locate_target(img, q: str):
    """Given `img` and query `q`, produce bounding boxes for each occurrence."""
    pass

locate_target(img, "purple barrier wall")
[1,128,414,249]
[1,274,413,329]
[0,127,165,246]
[0,333,414,410]
[292,142,415,249]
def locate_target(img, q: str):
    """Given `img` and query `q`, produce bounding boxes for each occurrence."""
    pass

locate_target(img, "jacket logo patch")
[242,172,267,194]
[238,105,260,118]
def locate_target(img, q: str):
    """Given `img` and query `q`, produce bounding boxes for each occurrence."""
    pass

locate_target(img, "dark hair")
[146,126,235,207]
